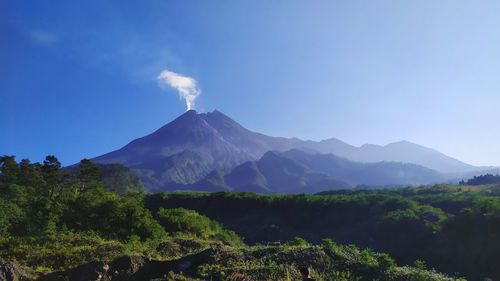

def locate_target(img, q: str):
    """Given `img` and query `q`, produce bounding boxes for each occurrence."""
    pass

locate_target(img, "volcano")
[92,110,302,190]
[92,109,484,191]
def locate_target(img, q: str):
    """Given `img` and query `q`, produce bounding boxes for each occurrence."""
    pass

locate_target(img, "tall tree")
[18,159,45,188]
[0,155,19,186]
[78,159,102,194]
[41,155,62,199]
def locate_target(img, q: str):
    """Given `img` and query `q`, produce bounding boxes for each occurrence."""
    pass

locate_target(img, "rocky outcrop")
[25,245,457,281]
[0,261,33,281]
[37,248,217,281]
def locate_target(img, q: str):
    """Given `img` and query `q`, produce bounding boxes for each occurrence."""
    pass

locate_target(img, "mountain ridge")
[299,138,479,173]
[190,150,352,193]
[91,109,486,191]
[190,149,444,193]
[92,110,303,190]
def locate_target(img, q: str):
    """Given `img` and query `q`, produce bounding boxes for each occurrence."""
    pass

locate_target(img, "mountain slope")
[192,150,443,193]
[91,109,481,191]
[92,110,301,190]
[281,149,444,186]
[192,151,351,193]
[301,139,477,173]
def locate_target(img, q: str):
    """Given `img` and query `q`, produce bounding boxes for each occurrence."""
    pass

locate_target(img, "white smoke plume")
[157,69,201,111]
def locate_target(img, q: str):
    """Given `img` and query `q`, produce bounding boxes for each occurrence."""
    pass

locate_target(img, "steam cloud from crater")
[157,69,201,111]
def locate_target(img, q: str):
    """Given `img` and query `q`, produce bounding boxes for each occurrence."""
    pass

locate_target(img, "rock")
[108,257,146,281]
[422,211,439,222]
[68,261,110,281]
[36,271,68,281]
[0,261,33,281]
[131,248,218,280]
[37,248,220,281]
[174,247,217,273]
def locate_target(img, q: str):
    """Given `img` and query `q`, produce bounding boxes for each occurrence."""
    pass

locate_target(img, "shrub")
[285,236,310,247]
[157,208,241,245]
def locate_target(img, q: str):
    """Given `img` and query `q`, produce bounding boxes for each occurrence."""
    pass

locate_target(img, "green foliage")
[98,163,145,194]
[157,208,217,236]
[0,197,24,235]
[285,236,310,247]
[413,260,427,270]
[147,188,498,280]
[0,155,241,276]
[374,205,446,260]
[0,155,20,184]
[0,232,125,272]
[195,244,454,281]
[77,158,102,193]
[460,173,500,185]
[156,207,241,245]
[0,156,163,240]
[0,155,492,280]
[429,197,500,280]
[64,161,145,194]
[63,191,166,240]
[376,252,397,270]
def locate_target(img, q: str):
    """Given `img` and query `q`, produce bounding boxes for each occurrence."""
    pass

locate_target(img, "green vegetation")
[1,155,495,280]
[147,185,500,280]
[63,161,145,195]
[459,173,500,185]
[191,242,457,281]
[156,207,241,244]
[0,156,163,241]
[0,156,238,276]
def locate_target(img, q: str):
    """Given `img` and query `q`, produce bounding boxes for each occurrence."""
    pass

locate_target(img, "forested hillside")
[459,173,500,185]
[147,185,500,280]
[2,156,498,280]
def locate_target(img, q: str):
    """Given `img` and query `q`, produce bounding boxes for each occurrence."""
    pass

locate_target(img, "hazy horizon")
[2,1,500,166]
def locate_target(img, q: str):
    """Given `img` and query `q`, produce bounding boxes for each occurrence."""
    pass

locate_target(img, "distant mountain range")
[190,149,443,193]
[299,138,483,174]
[91,110,492,192]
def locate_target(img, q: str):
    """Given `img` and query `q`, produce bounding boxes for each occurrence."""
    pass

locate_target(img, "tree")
[0,155,19,186]
[18,159,44,188]
[77,159,102,194]
[41,155,62,199]
[286,236,310,247]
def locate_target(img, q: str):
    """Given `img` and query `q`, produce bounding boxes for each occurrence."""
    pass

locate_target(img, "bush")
[157,208,241,245]
[62,191,166,241]
[0,231,126,272]
[0,198,24,235]
[285,236,310,247]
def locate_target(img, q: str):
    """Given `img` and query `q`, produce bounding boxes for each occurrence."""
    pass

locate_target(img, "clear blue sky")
[2,1,500,166]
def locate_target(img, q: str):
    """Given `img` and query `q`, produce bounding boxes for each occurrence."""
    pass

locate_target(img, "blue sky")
[1,1,500,166]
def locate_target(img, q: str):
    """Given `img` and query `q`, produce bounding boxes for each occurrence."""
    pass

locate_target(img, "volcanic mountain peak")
[91,109,484,191]
[92,109,300,189]
[151,109,245,136]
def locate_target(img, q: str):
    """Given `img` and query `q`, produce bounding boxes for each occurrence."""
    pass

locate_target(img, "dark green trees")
[77,158,102,194]
[0,155,162,240]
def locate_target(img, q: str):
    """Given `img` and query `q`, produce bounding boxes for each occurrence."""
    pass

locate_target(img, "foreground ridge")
[34,245,458,281]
